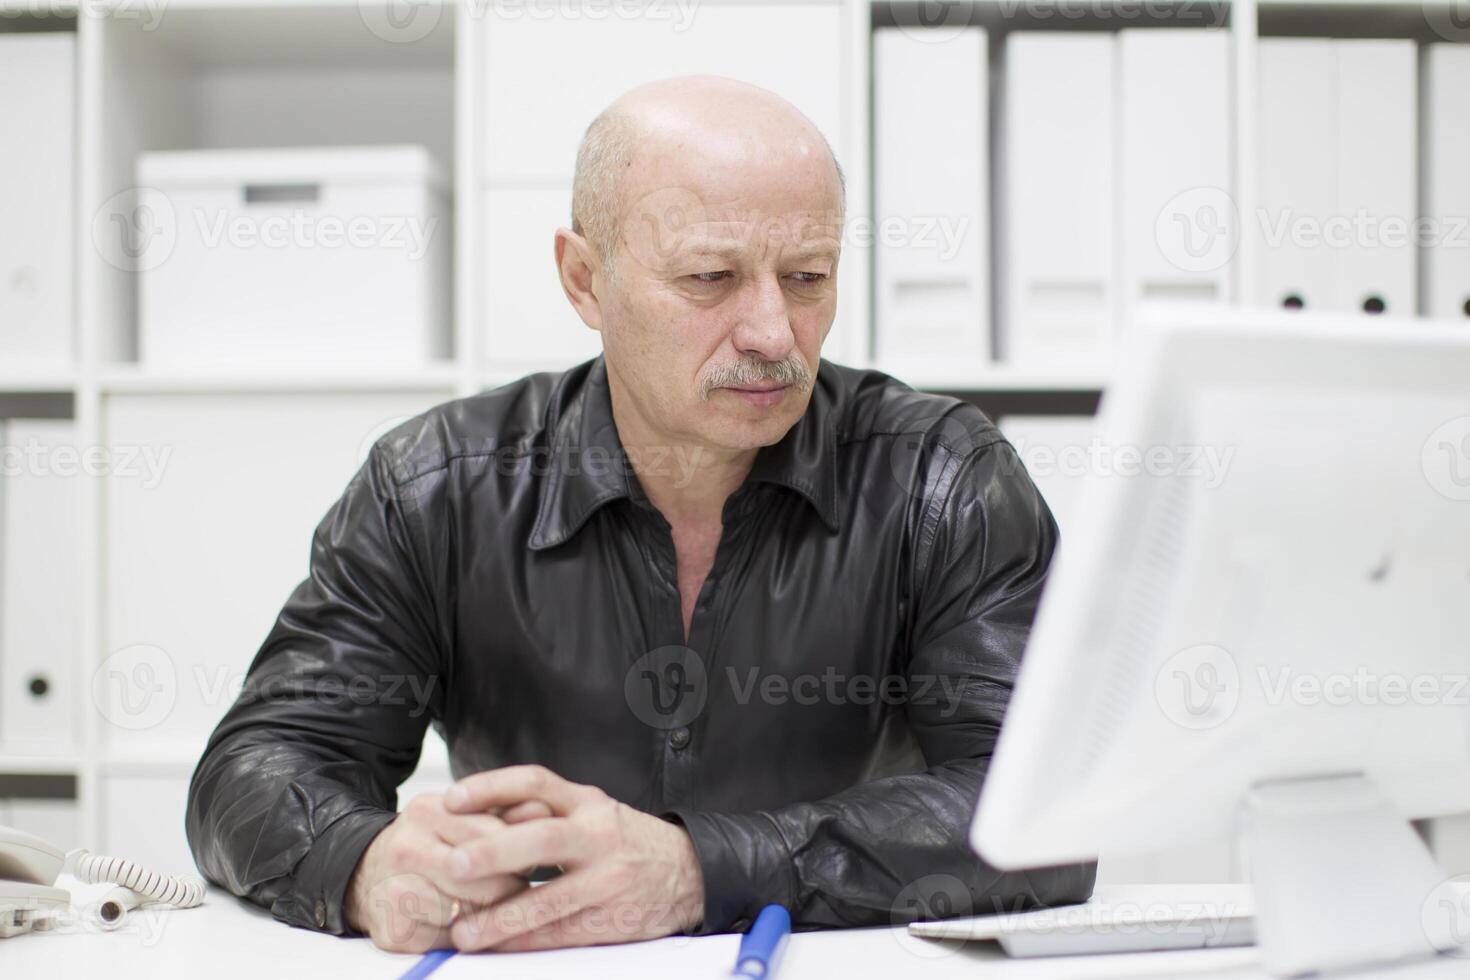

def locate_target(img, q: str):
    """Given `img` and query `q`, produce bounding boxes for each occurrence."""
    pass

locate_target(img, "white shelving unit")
[1,0,1464,878]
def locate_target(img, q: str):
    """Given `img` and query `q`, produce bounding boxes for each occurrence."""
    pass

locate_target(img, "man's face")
[597,138,842,453]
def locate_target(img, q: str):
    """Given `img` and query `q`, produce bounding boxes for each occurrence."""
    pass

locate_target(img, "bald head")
[570,75,846,271]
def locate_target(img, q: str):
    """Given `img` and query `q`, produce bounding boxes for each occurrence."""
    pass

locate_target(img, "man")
[186,75,1095,955]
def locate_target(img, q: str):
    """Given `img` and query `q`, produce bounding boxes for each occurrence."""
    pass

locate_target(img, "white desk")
[5,880,1462,979]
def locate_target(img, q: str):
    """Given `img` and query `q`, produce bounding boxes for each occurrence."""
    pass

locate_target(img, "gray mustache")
[701,356,813,400]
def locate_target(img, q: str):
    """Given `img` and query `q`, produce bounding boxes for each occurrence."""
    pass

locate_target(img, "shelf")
[1256,0,1470,38]
[98,363,462,394]
[0,372,76,393]
[0,753,81,775]
[1257,0,1454,6]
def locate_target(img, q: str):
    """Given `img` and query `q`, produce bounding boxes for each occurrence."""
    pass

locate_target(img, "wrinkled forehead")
[616,131,844,269]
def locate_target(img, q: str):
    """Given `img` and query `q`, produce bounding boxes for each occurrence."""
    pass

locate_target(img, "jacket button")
[669,727,691,750]
[314,900,327,928]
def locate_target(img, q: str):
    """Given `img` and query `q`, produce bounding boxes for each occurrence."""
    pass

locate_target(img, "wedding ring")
[449,899,462,922]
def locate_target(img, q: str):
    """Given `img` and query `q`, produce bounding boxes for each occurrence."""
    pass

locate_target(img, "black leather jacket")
[186,356,1096,938]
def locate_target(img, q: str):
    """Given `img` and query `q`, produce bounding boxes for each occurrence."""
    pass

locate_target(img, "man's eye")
[788,272,829,285]
[690,271,733,284]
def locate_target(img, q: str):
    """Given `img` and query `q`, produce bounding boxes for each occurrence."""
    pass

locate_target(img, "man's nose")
[729,275,797,362]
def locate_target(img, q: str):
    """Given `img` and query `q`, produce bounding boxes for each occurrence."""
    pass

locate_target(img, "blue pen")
[732,904,791,979]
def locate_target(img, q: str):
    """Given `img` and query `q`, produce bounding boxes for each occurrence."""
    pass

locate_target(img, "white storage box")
[137,145,450,367]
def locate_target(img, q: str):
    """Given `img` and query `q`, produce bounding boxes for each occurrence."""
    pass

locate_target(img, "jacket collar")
[527,358,841,551]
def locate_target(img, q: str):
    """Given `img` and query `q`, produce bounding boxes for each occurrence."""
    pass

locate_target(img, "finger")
[371,919,455,955]
[402,792,508,845]
[391,823,532,907]
[500,800,555,824]
[401,797,548,904]
[448,817,588,883]
[433,810,511,847]
[445,869,530,909]
[492,905,665,953]
[445,765,592,816]
[360,869,458,932]
[452,873,594,952]
[489,895,684,952]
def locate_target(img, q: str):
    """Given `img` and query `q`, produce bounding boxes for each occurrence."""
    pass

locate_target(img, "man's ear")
[555,228,605,333]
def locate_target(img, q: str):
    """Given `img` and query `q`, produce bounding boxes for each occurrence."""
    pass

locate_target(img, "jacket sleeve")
[185,444,447,935]
[668,434,1098,933]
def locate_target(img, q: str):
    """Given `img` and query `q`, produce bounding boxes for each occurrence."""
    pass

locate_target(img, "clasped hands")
[344,765,706,953]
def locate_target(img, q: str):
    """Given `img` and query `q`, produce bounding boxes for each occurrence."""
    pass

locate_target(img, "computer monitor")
[972,307,1470,976]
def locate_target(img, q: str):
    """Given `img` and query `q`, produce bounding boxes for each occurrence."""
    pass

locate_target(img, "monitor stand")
[1243,773,1464,977]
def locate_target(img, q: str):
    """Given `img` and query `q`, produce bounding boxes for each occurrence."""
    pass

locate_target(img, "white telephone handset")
[0,824,204,938]
[0,825,69,938]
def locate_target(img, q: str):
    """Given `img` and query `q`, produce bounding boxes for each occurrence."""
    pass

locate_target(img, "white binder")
[0,419,80,757]
[1257,38,1335,313]
[0,34,75,369]
[873,26,988,371]
[1423,44,1470,322]
[1332,40,1416,317]
[1256,38,1417,317]
[1118,29,1233,316]
[1002,32,1114,371]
